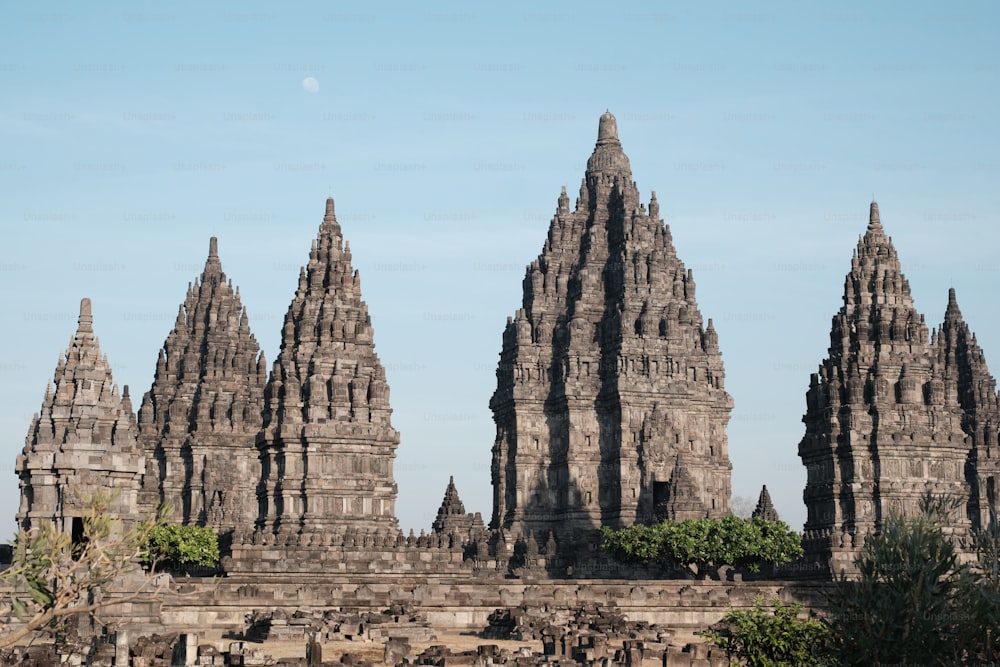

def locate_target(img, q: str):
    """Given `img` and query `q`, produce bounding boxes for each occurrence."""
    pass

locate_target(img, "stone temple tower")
[490,112,733,541]
[17,299,147,535]
[138,237,267,534]
[799,202,997,572]
[256,197,400,538]
[936,288,1000,531]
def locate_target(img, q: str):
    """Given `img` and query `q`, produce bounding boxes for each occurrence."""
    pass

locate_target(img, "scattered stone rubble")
[0,603,733,666]
[244,605,435,644]
[404,603,726,666]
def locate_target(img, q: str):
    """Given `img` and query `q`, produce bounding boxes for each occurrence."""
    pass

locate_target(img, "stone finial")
[78,297,94,335]
[204,236,223,276]
[586,112,631,177]
[751,485,779,522]
[945,287,962,323]
[557,186,570,214]
[868,201,881,230]
[325,197,335,219]
[597,111,620,144]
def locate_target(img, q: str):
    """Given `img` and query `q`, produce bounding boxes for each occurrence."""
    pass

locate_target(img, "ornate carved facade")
[799,202,999,571]
[431,476,487,544]
[16,299,147,534]
[14,118,1000,582]
[255,198,400,538]
[490,113,733,540]
[137,238,267,533]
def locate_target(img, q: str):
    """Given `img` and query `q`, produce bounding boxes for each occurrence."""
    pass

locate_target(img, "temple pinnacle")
[78,297,94,335]
[945,286,963,322]
[204,236,223,278]
[586,111,631,178]
[869,201,881,230]
[597,111,620,144]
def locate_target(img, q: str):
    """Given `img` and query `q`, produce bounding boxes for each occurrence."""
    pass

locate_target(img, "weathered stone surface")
[256,198,400,538]
[750,485,779,522]
[799,202,994,571]
[431,476,486,543]
[490,112,733,541]
[138,237,267,532]
[934,287,1000,531]
[16,298,147,533]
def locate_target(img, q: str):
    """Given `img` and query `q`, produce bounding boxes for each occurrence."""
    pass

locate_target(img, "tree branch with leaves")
[0,492,169,649]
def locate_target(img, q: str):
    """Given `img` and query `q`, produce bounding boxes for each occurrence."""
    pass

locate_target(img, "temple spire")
[431,475,485,540]
[257,197,399,538]
[77,297,94,336]
[491,112,731,537]
[18,298,146,533]
[869,200,881,231]
[800,199,980,574]
[320,196,342,239]
[597,111,620,145]
[751,485,780,522]
[586,110,632,179]
[139,237,266,530]
[204,236,222,276]
[945,287,962,323]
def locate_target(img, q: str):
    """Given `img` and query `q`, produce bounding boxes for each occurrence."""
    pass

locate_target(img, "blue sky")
[2,1,999,535]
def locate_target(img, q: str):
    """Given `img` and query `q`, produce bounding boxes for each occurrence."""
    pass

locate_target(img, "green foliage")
[701,597,835,667]
[965,501,1000,660]
[1,492,168,648]
[141,524,219,573]
[601,516,803,573]
[828,493,1000,665]
[599,523,667,564]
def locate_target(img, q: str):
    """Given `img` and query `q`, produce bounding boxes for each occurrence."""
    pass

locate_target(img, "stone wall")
[155,575,831,636]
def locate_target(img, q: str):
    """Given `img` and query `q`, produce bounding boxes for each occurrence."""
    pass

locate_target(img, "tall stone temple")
[255,197,400,538]
[490,112,734,541]
[799,202,1000,572]
[14,113,1000,585]
[137,238,267,534]
[16,299,148,535]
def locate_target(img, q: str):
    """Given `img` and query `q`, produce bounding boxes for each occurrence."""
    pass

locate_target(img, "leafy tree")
[0,492,167,648]
[141,524,219,574]
[964,499,1000,661]
[828,493,1000,665]
[599,522,668,564]
[701,596,835,667]
[601,515,803,575]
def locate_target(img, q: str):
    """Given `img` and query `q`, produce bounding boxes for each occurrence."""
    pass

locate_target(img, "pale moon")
[302,77,320,94]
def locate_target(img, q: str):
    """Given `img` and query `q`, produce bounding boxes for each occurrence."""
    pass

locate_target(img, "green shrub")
[701,597,835,666]
[141,524,219,573]
[601,516,803,573]
[829,493,1000,665]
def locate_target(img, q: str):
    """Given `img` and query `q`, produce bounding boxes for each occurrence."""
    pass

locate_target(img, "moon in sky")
[302,77,320,94]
